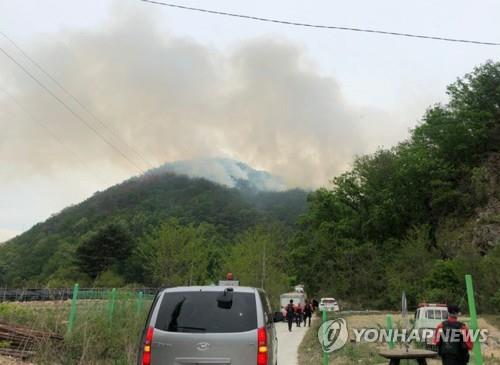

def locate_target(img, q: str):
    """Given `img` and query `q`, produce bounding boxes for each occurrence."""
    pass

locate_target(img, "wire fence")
[0,286,157,302]
[0,285,158,362]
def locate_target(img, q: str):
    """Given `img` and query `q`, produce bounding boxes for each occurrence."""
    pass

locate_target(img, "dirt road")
[276,321,310,365]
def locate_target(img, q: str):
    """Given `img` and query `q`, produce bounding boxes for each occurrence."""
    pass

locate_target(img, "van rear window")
[155,291,257,333]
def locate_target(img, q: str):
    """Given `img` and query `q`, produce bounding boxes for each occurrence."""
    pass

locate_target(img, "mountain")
[152,158,288,192]
[0,162,307,286]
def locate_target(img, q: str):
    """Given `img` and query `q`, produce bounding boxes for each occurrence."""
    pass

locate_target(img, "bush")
[94,270,126,288]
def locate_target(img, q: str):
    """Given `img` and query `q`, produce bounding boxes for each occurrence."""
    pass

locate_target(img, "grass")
[4,301,500,364]
[298,313,386,365]
[483,314,500,330]
[298,312,500,365]
[0,291,152,364]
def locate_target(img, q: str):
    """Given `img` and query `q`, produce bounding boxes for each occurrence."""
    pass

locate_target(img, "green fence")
[66,284,155,336]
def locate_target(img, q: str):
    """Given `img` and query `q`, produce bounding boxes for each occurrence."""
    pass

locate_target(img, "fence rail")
[0,287,158,302]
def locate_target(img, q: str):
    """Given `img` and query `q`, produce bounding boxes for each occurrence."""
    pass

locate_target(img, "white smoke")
[157,158,287,191]
[0,5,421,236]
[0,7,410,188]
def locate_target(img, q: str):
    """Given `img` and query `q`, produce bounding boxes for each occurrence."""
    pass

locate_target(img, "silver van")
[138,286,278,365]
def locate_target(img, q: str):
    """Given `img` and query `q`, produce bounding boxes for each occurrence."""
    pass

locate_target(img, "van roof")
[418,303,447,308]
[161,286,257,294]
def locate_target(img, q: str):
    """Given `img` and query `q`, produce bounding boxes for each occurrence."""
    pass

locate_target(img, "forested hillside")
[291,61,500,312]
[1,62,499,314]
[0,172,307,298]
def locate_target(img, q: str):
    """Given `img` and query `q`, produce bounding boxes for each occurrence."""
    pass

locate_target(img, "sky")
[1,0,499,242]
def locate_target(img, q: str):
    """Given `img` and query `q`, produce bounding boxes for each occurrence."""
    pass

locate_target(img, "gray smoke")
[0,6,412,189]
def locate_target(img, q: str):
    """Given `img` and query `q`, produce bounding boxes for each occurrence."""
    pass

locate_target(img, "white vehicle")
[280,292,306,308]
[414,303,448,347]
[294,284,305,294]
[319,297,340,312]
[280,292,306,317]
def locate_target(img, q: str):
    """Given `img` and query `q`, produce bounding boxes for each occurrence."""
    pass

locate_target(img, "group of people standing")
[285,299,316,332]
[283,299,473,365]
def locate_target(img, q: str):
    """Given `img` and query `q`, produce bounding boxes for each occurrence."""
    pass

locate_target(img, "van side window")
[258,290,273,324]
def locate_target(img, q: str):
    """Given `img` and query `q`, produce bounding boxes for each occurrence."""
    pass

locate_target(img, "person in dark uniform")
[295,303,303,327]
[304,300,313,327]
[312,298,319,312]
[433,304,473,365]
[286,299,295,332]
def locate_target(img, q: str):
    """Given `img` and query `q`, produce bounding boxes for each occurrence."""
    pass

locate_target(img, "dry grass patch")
[0,297,151,364]
[0,356,33,365]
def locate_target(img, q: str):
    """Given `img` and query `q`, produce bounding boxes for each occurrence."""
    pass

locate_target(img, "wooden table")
[379,349,438,365]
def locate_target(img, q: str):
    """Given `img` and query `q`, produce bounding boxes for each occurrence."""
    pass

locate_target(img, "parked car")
[138,285,278,365]
[413,303,448,349]
[318,297,340,312]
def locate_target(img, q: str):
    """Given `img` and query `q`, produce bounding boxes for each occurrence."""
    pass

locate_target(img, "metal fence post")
[136,291,144,315]
[386,314,394,349]
[322,309,329,365]
[66,283,79,336]
[107,288,117,322]
[466,274,483,365]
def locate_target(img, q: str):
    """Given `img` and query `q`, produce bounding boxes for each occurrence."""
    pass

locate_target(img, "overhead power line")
[140,0,500,46]
[0,32,155,170]
[0,45,146,175]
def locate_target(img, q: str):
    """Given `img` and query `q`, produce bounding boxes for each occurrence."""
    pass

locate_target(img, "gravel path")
[276,321,310,365]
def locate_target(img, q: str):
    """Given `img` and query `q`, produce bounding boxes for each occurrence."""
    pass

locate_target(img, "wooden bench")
[379,349,438,365]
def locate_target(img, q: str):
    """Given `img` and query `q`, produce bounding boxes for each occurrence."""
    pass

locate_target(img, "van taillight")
[257,327,268,365]
[142,326,154,365]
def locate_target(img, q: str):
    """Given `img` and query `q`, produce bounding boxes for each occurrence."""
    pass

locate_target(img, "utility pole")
[261,240,266,289]
[189,261,194,286]
[189,240,194,286]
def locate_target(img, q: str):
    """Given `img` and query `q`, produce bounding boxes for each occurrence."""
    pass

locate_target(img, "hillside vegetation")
[0,172,306,304]
[291,61,500,312]
[1,61,500,314]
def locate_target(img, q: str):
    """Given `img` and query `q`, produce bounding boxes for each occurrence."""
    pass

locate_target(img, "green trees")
[76,223,134,279]
[134,222,291,307]
[1,61,499,314]
[224,226,290,307]
[291,61,500,311]
[136,220,223,287]
[0,172,306,287]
